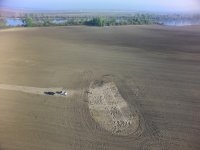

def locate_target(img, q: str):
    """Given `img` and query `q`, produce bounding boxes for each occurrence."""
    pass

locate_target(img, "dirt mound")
[88,81,140,136]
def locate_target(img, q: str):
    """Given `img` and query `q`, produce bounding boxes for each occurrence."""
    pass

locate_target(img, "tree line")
[21,14,155,27]
[0,17,6,28]
[1,13,200,28]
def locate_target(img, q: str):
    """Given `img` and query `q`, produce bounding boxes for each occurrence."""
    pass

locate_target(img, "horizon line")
[1,7,200,14]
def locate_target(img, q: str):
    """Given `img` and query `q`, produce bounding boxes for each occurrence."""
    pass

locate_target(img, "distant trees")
[4,12,200,28]
[43,18,51,26]
[106,17,116,26]
[126,14,153,25]
[22,17,33,27]
[0,18,6,27]
[85,15,153,26]
[86,17,106,26]
[17,13,156,27]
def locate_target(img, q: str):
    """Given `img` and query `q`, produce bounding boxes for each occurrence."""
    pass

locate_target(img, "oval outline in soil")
[88,81,140,136]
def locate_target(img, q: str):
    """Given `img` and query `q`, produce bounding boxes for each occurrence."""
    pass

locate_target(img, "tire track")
[0,84,75,97]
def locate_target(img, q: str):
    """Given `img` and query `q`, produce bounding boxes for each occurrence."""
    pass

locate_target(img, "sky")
[0,0,200,13]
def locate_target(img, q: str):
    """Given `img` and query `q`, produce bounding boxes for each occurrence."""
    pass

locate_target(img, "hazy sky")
[1,0,200,12]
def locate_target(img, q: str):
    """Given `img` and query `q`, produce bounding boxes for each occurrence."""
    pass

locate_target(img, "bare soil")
[0,25,200,150]
[88,79,140,136]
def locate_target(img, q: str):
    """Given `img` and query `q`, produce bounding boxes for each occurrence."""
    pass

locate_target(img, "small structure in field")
[44,90,67,96]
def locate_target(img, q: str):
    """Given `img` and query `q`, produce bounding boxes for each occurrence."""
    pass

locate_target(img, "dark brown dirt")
[0,25,200,150]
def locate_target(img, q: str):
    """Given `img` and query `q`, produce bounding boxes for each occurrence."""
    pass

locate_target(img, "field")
[0,25,200,150]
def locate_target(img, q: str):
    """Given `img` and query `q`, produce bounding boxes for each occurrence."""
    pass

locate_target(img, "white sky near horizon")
[0,0,200,13]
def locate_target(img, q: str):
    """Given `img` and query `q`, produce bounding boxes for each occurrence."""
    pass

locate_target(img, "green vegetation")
[2,13,157,28]
[2,12,200,28]
[18,13,155,27]
[0,18,6,28]
[43,18,52,26]
[85,15,153,26]
[86,17,106,26]
[22,17,33,27]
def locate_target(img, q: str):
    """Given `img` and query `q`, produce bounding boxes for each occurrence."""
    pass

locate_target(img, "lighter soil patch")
[0,84,72,97]
[88,81,139,136]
